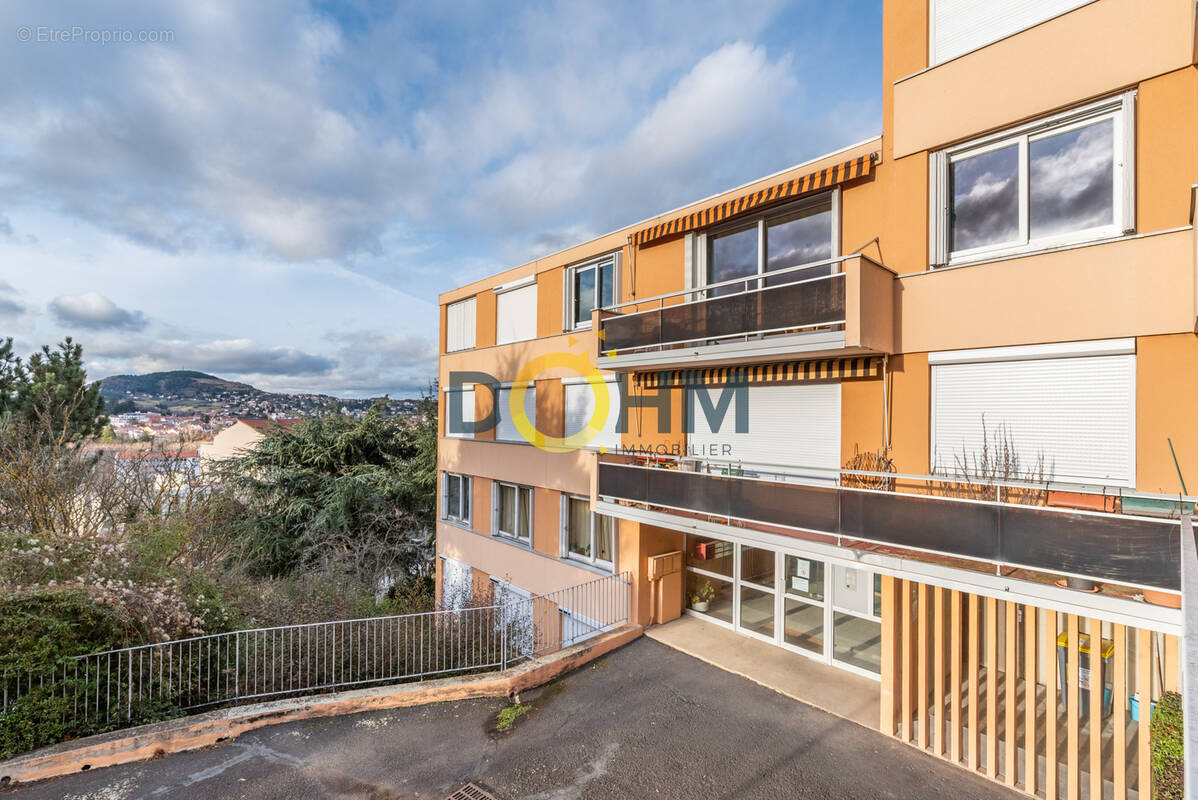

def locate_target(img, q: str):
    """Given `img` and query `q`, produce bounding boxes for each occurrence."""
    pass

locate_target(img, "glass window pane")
[685,535,733,577]
[1029,118,1114,240]
[595,514,613,563]
[708,225,758,296]
[873,574,882,619]
[784,556,824,602]
[740,545,775,587]
[784,598,824,654]
[950,143,1020,252]
[599,262,615,309]
[574,267,596,326]
[567,497,591,557]
[462,480,470,521]
[498,484,516,534]
[686,571,733,624]
[833,612,882,674]
[766,203,833,285]
[447,475,461,518]
[518,487,532,540]
[739,585,775,638]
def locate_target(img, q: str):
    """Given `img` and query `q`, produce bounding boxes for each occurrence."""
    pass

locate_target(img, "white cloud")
[49,292,148,331]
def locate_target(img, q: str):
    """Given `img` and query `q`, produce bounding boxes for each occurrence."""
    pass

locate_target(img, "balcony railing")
[596,455,1190,592]
[596,253,894,367]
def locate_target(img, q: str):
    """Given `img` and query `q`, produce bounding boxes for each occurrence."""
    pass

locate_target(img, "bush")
[1151,690,1184,800]
[0,589,148,758]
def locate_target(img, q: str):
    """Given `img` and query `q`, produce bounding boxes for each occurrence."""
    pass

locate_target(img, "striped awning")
[630,153,875,248]
[632,356,881,389]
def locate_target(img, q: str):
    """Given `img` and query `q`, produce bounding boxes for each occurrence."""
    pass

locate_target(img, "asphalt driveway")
[3,637,1020,800]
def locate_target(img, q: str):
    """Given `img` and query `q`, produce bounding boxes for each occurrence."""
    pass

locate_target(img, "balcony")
[596,455,1189,593]
[595,254,895,372]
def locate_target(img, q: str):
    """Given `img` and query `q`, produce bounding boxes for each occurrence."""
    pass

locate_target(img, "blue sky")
[0,0,881,398]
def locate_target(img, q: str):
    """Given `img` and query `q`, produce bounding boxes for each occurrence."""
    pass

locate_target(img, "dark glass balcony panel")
[840,491,999,561]
[998,505,1181,589]
[601,276,846,354]
[598,463,1181,590]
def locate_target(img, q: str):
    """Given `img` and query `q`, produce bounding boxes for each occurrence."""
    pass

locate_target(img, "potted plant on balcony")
[690,580,716,612]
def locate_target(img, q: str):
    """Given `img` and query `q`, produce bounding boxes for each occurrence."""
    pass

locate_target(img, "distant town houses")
[106,412,237,444]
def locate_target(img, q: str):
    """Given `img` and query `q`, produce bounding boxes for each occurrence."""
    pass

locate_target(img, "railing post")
[234,633,240,704]
[501,617,508,671]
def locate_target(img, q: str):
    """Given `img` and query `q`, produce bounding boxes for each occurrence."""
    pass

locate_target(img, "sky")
[0,1,882,398]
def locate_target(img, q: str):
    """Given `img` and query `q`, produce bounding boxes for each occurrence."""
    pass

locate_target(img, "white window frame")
[493,276,538,345]
[494,382,536,444]
[443,384,475,440]
[563,252,621,331]
[930,92,1135,267]
[562,375,621,452]
[440,472,472,525]
[445,297,476,352]
[697,191,840,292]
[492,481,533,545]
[559,494,617,570]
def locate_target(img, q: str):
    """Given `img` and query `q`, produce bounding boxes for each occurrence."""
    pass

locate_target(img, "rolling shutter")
[689,383,841,478]
[564,379,622,451]
[495,386,536,443]
[446,297,476,352]
[495,283,537,344]
[930,0,1091,65]
[931,353,1134,485]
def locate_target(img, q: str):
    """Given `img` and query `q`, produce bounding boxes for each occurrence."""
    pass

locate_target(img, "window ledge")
[902,226,1192,279]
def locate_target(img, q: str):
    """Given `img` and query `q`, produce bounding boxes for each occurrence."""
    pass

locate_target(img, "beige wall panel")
[892,0,1198,157]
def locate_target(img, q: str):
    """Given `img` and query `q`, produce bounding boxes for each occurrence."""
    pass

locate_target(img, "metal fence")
[0,571,630,741]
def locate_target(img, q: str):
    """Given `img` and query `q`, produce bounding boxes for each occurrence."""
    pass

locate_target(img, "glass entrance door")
[736,545,776,640]
[829,565,883,674]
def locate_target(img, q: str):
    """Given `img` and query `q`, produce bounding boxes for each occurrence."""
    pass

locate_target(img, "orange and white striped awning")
[632,356,881,389]
[630,154,876,248]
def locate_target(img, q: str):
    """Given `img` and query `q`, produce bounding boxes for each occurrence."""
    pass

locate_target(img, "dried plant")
[842,445,896,491]
[930,417,1053,505]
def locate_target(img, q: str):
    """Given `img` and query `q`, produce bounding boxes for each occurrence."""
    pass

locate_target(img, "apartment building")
[437,1,1197,796]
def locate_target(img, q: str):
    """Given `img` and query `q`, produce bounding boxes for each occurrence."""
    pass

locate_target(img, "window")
[931,93,1134,265]
[494,482,533,544]
[441,473,471,524]
[930,0,1091,65]
[495,279,537,344]
[929,339,1135,485]
[561,496,615,568]
[565,254,618,330]
[494,385,536,443]
[703,194,836,296]
[444,385,475,439]
[446,297,476,352]
[563,377,621,451]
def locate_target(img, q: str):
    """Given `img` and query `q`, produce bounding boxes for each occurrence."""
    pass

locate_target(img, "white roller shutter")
[446,297,476,352]
[689,383,841,479]
[564,379,622,451]
[495,386,536,443]
[931,353,1134,485]
[930,0,1091,65]
[440,556,472,611]
[495,283,537,344]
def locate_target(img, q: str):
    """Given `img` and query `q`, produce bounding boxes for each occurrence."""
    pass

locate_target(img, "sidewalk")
[645,613,881,729]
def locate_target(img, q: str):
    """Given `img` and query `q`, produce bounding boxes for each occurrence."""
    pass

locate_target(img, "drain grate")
[445,783,498,800]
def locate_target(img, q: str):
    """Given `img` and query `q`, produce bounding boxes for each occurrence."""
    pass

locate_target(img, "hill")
[100,370,255,400]
[98,370,419,418]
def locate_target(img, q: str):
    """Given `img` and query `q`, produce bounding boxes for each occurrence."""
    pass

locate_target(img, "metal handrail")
[599,253,854,319]
[0,572,632,742]
[600,452,1198,507]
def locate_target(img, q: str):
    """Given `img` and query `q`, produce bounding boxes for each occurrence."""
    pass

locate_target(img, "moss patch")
[495,703,531,732]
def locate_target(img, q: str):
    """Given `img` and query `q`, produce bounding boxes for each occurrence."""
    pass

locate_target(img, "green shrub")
[0,589,140,758]
[1151,690,1184,800]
